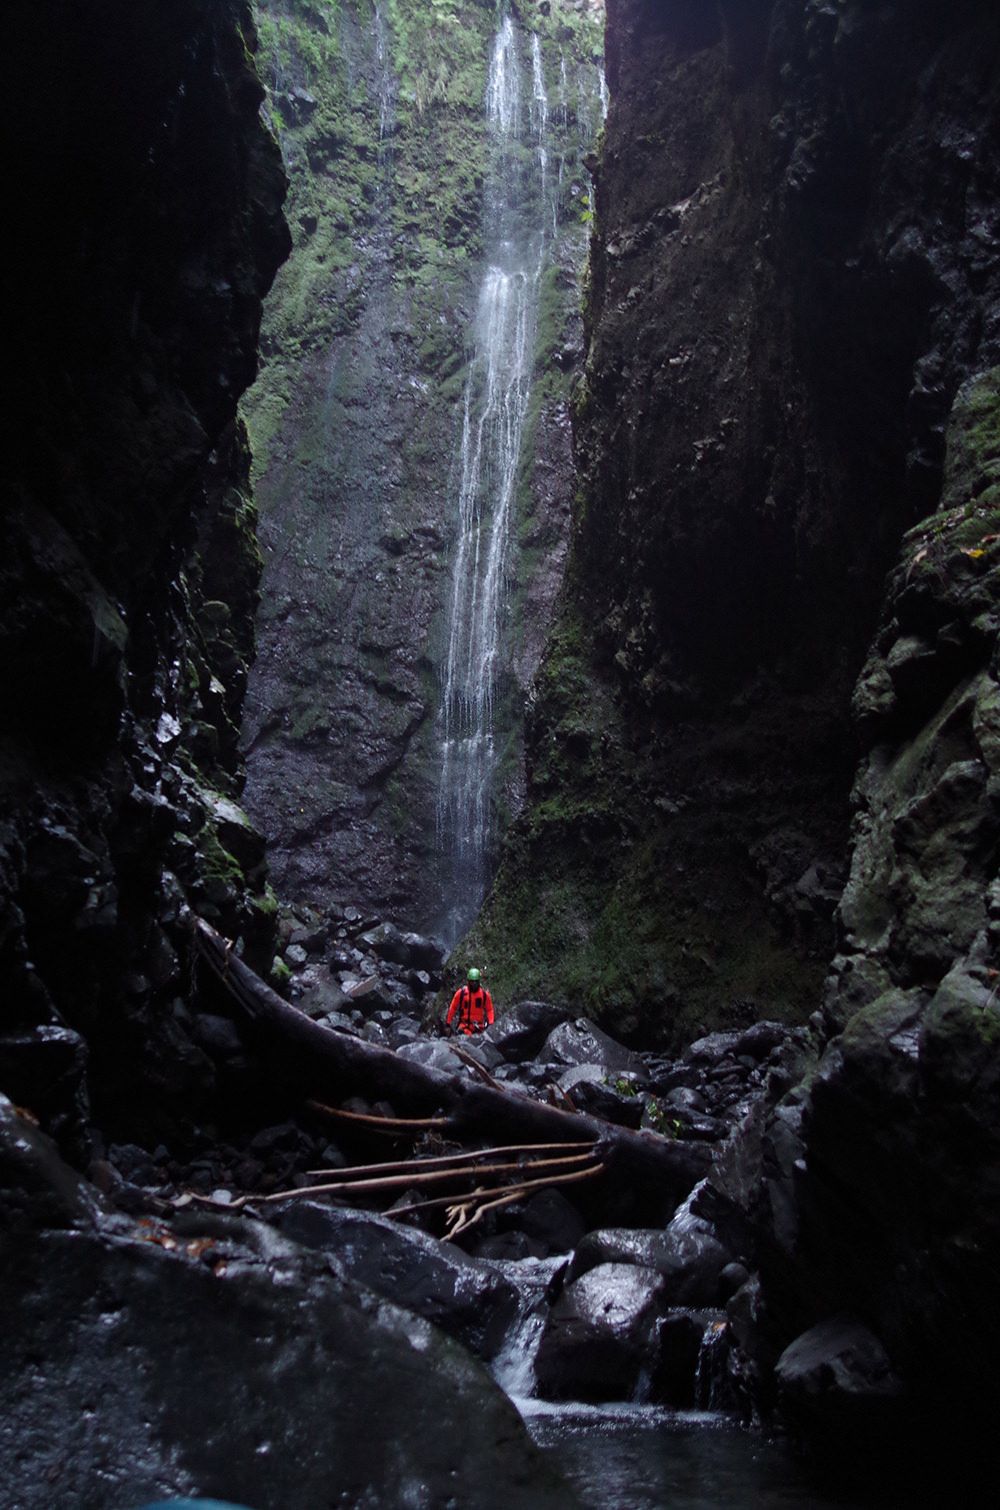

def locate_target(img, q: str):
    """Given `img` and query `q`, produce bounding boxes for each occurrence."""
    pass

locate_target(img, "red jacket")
[446,985,495,1035]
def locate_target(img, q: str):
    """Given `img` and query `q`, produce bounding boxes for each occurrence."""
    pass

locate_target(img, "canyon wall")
[0,0,289,1143]
[468,0,999,1473]
[241,0,605,935]
[472,0,1000,1048]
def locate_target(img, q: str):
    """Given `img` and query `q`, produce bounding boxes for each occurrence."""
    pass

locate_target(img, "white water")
[488,1255,564,1400]
[373,1,396,146]
[436,8,551,942]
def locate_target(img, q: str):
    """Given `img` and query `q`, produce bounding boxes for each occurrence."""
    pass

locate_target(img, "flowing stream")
[485,1259,904,1510]
[436,7,551,944]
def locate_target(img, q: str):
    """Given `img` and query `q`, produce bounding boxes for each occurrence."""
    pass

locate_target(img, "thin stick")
[307,1100,450,1132]
[447,1044,504,1090]
[305,1138,598,1180]
[238,1149,599,1207]
[390,1157,607,1220]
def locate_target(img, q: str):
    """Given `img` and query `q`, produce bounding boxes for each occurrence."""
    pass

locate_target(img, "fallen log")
[192,916,711,1210]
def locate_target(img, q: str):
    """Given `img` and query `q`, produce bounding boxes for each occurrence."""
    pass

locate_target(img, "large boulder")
[540,1019,643,1075]
[567,1184,732,1306]
[271,1203,520,1360]
[534,1262,667,1401]
[483,1002,574,1063]
[0,1098,575,1509]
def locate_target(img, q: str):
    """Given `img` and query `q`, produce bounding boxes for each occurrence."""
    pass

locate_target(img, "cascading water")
[373,2,397,150]
[436,7,552,944]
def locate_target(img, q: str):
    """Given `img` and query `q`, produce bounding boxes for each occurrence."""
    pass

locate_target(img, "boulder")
[396,1039,467,1076]
[357,921,412,967]
[271,1203,520,1361]
[473,1231,549,1262]
[191,1013,245,1061]
[509,1188,586,1256]
[400,931,446,973]
[291,974,351,1019]
[449,1035,505,1072]
[566,1075,645,1128]
[683,1030,742,1064]
[343,974,396,1012]
[484,1001,574,1062]
[0,1097,574,1509]
[567,1185,732,1306]
[534,1262,667,1401]
[540,1019,643,1074]
[775,1316,905,1448]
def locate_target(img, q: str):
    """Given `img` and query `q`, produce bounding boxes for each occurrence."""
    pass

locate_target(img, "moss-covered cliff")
[0,0,289,1144]
[471,0,1000,1047]
[241,0,605,930]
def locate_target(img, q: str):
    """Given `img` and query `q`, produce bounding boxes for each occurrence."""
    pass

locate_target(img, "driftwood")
[192,916,711,1208]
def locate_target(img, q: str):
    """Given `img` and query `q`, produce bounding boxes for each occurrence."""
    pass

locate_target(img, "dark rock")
[191,1014,245,1060]
[395,1039,463,1075]
[540,1019,643,1074]
[535,1262,667,1402]
[684,1031,742,1065]
[344,975,396,1012]
[248,1122,313,1158]
[718,1262,750,1302]
[567,1075,645,1128]
[473,1231,549,1262]
[568,1186,731,1306]
[732,1022,792,1062]
[483,1001,574,1062]
[357,921,412,966]
[289,922,328,953]
[107,1143,158,1185]
[652,1309,725,1409]
[663,1085,708,1113]
[387,1018,420,1048]
[0,1097,572,1507]
[449,1035,505,1072]
[511,1189,586,1256]
[271,1202,520,1361]
[321,1010,357,1034]
[775,1316,905,1452]
[400,931,446,972]
[294,974,351,1019]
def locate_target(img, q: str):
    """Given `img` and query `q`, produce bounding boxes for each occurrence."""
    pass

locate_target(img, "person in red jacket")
[446,967,495,1035]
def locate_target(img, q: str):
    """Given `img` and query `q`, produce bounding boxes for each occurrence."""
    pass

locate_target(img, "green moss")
[270,955,293,988]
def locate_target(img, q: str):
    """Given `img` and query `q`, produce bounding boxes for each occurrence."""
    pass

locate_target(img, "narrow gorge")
[2,1,999,1507]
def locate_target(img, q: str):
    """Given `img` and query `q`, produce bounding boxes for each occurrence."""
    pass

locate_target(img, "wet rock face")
[473,0,1000,1039]
[1,1,289,1142]
[736,373,1000,1465]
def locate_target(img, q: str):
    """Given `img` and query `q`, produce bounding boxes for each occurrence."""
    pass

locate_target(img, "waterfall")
[436,7,551,943]
[373,2,396,150]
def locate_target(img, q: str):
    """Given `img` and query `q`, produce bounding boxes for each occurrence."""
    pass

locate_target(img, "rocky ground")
[57,907,818,1424]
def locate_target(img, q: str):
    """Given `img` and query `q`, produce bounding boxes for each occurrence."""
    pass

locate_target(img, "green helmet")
[467,967,481,984]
